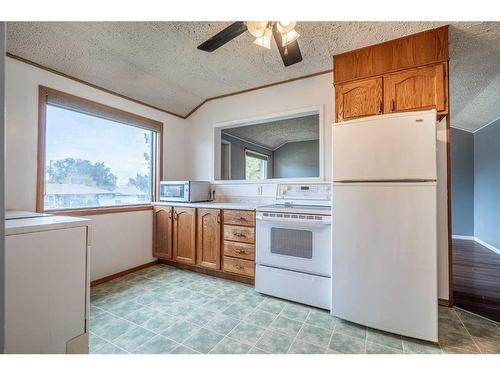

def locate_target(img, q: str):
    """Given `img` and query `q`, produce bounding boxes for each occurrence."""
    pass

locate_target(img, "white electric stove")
[255,183,332,310]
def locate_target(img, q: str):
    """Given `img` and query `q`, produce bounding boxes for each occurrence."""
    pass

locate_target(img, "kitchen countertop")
[152,201,258,211]
[5,214,92,236]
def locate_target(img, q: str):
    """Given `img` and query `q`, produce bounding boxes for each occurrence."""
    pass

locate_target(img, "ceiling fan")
[197,21,303,67]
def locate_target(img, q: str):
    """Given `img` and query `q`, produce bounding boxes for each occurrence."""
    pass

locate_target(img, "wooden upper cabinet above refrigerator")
[383,63,447,115]
[333,25,449,122]
[335,77,383,122]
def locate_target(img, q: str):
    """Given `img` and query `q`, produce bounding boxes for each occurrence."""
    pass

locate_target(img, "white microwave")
[159,181,211,203]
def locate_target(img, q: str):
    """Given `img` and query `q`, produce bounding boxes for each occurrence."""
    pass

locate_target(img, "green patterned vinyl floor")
[89,265,500,354]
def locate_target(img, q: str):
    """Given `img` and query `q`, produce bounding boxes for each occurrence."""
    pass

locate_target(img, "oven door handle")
[256,215,331,225]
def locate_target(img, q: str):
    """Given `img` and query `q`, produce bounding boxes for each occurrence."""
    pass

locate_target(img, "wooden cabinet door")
[335,77,383,122]
[383,63,447,114]
[153,206,172,259]
[173,207,196,265]
[196,209,221,270]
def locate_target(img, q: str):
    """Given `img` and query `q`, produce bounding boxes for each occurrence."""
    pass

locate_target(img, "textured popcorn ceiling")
[6,22,500,129]
[222,114,319,150]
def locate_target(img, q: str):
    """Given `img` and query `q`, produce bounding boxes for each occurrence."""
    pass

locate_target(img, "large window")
[38,86,162,212]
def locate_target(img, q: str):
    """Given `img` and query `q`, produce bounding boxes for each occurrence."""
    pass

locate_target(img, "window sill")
[43,204,153,216]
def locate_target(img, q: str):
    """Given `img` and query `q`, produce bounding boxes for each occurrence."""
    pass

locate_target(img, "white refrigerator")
[332,109,438,342]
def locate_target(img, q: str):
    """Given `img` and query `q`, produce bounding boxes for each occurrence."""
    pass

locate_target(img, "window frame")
[37,85,163,215]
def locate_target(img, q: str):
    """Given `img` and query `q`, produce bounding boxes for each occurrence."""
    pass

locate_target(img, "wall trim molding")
[452,235,474,240]
[6,53,186,119]
[184,69,333,118]
[452,235,500,256]
[474,237,500,256]
[90,261,158,286]
[6,52,332,120]
[450,125,474,133]
[472,114,500,134]
[438,298,451,307]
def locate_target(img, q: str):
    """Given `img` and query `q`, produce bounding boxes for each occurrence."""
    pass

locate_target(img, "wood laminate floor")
[89,264,500,354]
[453,239,500,323]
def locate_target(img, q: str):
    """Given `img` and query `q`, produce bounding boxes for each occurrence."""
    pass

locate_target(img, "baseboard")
[473,237,500,256]
[452,236,500,256]
[91,261,158,286]
[438,298,451,307]
[452,235,474,240]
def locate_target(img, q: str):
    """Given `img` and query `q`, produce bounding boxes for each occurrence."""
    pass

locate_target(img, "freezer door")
[332,182,438,342]
[333,110,437,182]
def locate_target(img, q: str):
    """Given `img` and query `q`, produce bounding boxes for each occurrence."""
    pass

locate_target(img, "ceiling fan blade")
[197,22,248,52]
[272,26,303,67]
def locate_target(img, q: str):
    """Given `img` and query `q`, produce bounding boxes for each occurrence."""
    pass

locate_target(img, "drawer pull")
[236,249,247,254]
[235,265,244,270]
[234,232,246,238]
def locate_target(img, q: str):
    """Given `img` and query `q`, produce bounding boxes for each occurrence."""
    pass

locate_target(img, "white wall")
[5,57,185,281]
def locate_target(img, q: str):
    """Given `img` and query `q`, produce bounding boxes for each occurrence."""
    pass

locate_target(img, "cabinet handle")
[378,100,383,114]
[391,99,395,112]
[169,211,172,219]
[235,265,244,270]
[217,214,221,223]
[236,249,247,254]
[234,232,246,238]
[236,216,246,221]
[173,211,178,220]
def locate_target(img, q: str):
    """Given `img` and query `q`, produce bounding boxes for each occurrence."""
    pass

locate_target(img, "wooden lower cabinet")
[223,256,255,277]
[223,225,255,244]
[173,207,196,265]
[223,241,254,261]
[153,205,255,281]
[153,206,172,259]
[196,208,221,270]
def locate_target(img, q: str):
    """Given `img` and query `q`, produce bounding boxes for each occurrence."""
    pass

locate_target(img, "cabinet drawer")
[223,225,255,244]
[223,241,255,261]
[223,257,255,277]
[223,210,255,227]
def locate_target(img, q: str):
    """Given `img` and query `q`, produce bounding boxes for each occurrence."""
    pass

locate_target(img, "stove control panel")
[276,183,331,201]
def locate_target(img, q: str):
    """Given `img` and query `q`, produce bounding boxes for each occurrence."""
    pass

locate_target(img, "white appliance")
[332,109,438,342]
[255,183,332,310]
[5,212,91,353]
[159,181,211,203]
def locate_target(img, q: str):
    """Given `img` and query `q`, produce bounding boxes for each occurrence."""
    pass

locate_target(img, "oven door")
[159,182,189,202]
[256,213,332,277]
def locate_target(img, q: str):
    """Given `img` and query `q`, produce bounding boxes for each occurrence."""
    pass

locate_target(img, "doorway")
[451,121,500,322]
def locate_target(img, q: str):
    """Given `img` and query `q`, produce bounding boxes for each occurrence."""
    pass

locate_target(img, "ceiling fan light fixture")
[246,21,269,38]
[276,21,297,34]
[253,27,272,49]
[281,29,300,47]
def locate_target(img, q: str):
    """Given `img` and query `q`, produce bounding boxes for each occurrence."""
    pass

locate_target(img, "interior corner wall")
[273,140,320,178]
[4,57,187,281]
[474,119,500,250]
[451,127,475,236]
